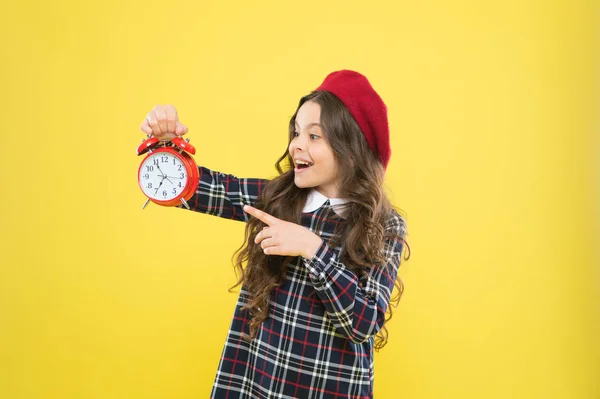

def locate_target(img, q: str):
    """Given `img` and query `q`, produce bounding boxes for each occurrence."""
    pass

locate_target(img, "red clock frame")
[137,137,199,207]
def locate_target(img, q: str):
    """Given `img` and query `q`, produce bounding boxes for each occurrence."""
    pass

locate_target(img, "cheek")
[320,149,336,168]
[312,146,330,163]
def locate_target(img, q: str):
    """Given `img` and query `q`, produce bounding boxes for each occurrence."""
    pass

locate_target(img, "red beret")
[315,70,391,169]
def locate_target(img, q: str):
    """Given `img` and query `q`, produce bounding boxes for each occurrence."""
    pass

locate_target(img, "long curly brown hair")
[230,90,411,350]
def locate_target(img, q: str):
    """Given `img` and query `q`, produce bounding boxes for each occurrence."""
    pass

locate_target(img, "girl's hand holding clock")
[140,104,188,141]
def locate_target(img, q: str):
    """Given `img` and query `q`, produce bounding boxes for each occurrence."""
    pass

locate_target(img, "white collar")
[302,189,348,217]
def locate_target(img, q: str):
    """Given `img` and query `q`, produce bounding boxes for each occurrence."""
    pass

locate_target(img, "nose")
[289,133,307,154]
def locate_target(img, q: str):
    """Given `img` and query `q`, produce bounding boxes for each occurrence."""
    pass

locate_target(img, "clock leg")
[141,198,150,210]
[180,198,190,210]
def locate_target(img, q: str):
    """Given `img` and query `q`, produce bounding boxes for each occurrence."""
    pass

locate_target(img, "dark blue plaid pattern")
[184,166,406,399]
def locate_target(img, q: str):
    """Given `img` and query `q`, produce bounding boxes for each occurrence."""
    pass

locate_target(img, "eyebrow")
[294,122,322,129]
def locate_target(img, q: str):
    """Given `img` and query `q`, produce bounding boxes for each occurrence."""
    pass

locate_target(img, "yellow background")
[1,0,598,398]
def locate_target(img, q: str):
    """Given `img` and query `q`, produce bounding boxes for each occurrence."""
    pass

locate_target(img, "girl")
[141,70,410,399]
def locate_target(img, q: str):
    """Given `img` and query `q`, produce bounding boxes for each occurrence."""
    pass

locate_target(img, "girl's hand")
[140,104,189,141]
[244,205,323,259]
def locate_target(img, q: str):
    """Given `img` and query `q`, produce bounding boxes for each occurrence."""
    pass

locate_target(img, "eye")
[292,132,299,137]
[310,134,320,140]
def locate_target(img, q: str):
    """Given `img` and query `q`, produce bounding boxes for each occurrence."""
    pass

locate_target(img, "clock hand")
[155,165,173,184]
[156,176,166,190]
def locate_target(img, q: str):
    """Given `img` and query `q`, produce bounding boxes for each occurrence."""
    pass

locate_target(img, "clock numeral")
[143,173,149,179]
[173,158,177,166]
[178,165,182,171]
[172,188,177,194]
[153,159,159,166]
[177,182,182,188]
[147,182,152,188]
[180,173,185,178]
[146,166,154,172]
[161,156,169,163]
[162,190,167,197]
[154,188,159,194]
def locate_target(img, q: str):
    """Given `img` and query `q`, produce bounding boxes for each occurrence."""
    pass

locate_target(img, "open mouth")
[295,161,313,172]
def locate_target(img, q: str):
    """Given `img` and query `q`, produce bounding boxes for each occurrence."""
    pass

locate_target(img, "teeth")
[295,160,311,166]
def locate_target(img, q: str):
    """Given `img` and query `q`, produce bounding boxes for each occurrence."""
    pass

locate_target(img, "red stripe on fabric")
[219,356,371,398]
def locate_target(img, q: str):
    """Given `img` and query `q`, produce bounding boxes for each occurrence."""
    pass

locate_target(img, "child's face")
[289,100,340,198]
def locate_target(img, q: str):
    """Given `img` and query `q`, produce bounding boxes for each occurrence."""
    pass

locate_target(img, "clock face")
[139,152,188,201]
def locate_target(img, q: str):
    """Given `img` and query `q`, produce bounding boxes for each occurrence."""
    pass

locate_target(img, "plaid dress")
[184,166,406,399]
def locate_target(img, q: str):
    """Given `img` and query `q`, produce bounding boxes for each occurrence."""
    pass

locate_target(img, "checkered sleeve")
[302,212,406,343]
[181,165,270,222]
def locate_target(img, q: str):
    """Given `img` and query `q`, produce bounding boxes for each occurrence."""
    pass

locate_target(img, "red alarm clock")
[136,136,199,209]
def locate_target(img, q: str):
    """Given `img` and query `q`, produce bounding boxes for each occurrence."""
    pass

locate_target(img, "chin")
[294,177,312,189]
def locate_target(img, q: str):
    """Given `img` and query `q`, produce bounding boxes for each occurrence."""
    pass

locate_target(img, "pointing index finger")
[243,205,277,225]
